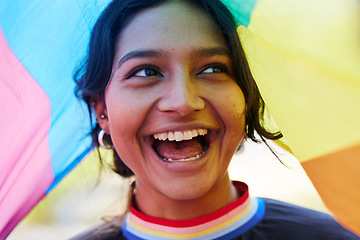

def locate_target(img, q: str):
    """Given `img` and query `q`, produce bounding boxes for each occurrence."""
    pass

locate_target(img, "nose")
[157,72,205,116]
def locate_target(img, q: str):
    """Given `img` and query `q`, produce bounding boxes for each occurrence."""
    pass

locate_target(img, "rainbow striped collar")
[122,182,265,240]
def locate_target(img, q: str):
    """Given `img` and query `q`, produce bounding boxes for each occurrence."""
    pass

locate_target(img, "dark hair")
[74,0,282,178]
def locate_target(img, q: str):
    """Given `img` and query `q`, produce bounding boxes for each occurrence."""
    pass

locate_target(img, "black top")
[71,198,359,240]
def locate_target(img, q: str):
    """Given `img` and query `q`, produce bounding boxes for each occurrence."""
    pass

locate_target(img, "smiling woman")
[72,0,359,239]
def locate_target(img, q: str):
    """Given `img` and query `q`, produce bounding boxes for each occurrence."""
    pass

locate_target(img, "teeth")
[163,151,206,162]
[191,129,197,137]
[153,129,208,142]
[174,131,184,142]
[197,129,207,136]
[159,132,168,141]
[168,131,175,141]
[183,130,193,140]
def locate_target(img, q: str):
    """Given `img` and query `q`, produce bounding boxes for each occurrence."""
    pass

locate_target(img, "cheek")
[107,106,146,172]
[218,87,247,151]
[104,91,147,157]
[220,87,246,127]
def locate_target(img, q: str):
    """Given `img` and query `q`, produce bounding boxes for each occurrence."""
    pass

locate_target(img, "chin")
[157,175,220,201]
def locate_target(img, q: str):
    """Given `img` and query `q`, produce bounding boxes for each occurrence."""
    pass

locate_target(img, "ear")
[91,94,109,133]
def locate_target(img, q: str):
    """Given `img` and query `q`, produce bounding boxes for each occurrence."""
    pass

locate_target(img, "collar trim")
[122,181,265,240]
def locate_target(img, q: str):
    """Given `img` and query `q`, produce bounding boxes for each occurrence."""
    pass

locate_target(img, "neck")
[134,173,239,220]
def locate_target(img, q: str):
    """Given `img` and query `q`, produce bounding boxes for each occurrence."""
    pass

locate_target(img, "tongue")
[155,138,204,160]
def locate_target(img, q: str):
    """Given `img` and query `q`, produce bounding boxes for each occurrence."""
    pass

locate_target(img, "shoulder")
[256,198,359,240]
[262,198,335,224]
[69,219,125,240]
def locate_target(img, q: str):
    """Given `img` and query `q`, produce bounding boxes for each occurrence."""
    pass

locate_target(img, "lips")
[150,129,211,162]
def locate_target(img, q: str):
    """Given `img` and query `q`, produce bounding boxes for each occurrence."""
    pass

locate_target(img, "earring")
[98,129,114,149]
[100,114,106,119]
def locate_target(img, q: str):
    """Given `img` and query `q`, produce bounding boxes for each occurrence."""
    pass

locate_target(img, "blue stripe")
[218,198,265,239]
[0,0,110,190]
[122,226,146,240]
[45,146,92,193]
[201,197,264,240]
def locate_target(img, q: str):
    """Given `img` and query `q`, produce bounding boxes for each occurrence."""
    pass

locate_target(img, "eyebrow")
[117,50,164,69]
[117,47,230,69]
[193,47,230,58]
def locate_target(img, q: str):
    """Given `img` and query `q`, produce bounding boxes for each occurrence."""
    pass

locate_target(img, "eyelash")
[124,63,229,79]
[198,63,229,75]
[125,65,162,79]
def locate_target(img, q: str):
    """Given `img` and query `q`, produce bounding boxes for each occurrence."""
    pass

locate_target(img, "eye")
[199,64,228,74]
[202,67,222,73]
[125,65,162,79]
[135,68,160,77]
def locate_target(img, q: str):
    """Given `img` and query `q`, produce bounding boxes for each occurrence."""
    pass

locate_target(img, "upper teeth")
[153,129,207,142]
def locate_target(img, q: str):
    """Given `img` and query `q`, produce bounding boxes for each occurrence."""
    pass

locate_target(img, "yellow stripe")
[239,0,360,162]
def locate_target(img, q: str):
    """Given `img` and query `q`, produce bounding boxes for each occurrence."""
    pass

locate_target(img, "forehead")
[114,1,227,57]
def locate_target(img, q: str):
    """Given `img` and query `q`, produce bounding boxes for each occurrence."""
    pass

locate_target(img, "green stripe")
[221,0,258,27]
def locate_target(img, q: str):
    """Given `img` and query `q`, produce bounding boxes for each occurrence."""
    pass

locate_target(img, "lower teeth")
[162,151,206,162]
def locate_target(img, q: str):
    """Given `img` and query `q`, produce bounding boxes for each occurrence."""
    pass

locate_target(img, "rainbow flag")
[0,0,359,238]
[223,0,360,234]
[0,1,110,239]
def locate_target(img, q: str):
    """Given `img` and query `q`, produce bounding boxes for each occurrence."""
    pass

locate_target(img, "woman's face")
[100,1,245,204]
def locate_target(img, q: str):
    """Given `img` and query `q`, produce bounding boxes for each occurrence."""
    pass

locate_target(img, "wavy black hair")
[74,0,282,178]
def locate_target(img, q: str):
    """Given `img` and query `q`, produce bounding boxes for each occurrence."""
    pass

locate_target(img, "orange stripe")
[301,143,360,236]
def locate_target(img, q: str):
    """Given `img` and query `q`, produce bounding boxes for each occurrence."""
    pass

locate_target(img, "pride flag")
[224,0,360,234]
[0,0,359,238]
[0,1,110,239]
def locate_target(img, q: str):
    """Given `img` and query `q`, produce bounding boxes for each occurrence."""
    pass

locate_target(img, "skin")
[95,1,246,220]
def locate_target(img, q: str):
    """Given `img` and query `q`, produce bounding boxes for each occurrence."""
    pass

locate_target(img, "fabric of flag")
[0,1,110,239]
[0,0,359,239]
[222,0,360,234]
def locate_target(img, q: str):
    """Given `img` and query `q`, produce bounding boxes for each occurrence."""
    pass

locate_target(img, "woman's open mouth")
[150,129,211,162]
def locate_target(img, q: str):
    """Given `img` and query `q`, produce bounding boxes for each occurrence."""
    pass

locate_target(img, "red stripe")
[130,181,249,227]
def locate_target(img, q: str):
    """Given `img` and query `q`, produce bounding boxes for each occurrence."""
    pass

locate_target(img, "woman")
[73,0,359,239]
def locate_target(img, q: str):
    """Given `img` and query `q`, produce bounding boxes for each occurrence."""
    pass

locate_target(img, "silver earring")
[98,129,114,149]
[100,114,106,119]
